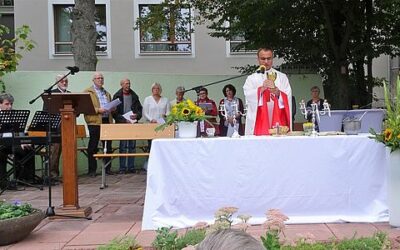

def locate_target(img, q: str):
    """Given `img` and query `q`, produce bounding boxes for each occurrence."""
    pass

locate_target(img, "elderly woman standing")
[143,82,170,123]
[219,84,244,136]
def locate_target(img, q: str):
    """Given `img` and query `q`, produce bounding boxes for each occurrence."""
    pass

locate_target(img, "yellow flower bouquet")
[156,99,206,131]
[370,75,400,152]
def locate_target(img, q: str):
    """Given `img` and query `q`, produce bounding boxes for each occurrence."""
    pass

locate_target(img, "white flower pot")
[389,149,400,227]
[177,121,198,138]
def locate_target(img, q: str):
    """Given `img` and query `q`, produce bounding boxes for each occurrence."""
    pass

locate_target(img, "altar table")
[142,135,388,230]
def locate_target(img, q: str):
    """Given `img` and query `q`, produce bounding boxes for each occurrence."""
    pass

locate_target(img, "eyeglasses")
[94,77,104,80]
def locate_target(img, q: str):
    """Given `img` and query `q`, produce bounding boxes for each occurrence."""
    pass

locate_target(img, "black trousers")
[87,122,112,174]
[0,145,36,184]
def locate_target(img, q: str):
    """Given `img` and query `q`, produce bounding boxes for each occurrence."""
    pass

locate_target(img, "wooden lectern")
[42,93,95,218]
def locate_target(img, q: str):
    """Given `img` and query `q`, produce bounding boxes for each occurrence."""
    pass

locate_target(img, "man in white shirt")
[243,47,292,135]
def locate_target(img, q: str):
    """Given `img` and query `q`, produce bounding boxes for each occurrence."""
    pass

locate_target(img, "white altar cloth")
[142,135,388,230]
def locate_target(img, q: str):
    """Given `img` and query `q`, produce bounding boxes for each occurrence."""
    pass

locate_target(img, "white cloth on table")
[142,135,388,230]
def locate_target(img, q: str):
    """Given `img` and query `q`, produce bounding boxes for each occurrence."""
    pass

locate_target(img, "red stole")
[254,87,290,135]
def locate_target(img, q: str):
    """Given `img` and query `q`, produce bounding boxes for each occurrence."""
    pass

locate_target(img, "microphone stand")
[184,74,249,96]
[29,67,88,219]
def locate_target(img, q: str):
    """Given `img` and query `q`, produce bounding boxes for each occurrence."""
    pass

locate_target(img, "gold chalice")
[267,72,277,82]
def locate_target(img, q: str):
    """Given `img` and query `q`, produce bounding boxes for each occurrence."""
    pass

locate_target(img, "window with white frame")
[229,34,256,54]
[137,3,192,55]
[51,3,108,55]
[53,4,107,54]
[225,20,256,56]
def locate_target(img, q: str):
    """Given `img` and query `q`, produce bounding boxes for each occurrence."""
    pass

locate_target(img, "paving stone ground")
[1,173,400,249]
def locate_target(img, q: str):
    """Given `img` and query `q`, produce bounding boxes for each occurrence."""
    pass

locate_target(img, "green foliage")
[97,236,140,250]
[370,76,400,152]
[152,227,178,250]
[156,99,205,131]
[261,231,281,250]
[0,24,35,92]
[175,228,206,249]
[152,227,206,250]
[280,232,390,250]
[0,200,34,220]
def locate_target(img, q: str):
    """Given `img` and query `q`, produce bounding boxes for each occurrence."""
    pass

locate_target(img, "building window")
[0,0,13,6]
[229,35,256,54]
[53,4,107,55]
[224,20,256,56]
[0,0,14,43]
[137,3,192,55]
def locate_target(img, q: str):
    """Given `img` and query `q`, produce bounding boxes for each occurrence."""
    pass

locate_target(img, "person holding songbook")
[196,87,218,136]
[83,72,115,177]
[243,47,292,135]
[112,78,142,174]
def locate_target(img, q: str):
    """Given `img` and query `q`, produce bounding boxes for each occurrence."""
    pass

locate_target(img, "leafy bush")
[0,24,35,92]
[152,227,178,250]
[97,236,141,250]
[0,200,34,220]
[281,232,390,250]
[153,226,206,250]
[175,228,206,249]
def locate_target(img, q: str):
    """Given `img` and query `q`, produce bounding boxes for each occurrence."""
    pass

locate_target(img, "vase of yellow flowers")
[156,99,205,138]
[370,75,400,227]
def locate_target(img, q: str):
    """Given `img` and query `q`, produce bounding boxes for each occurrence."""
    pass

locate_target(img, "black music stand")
[0,110,39,194]
[28,111,61,186]
[28,111,61,133]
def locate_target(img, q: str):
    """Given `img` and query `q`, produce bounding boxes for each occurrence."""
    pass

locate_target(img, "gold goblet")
[267,72,277,81]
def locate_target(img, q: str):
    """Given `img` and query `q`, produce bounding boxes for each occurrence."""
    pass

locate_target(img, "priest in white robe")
[243,47,292,135]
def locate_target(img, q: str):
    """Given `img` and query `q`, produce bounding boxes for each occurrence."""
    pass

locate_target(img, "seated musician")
[0,93,36,189]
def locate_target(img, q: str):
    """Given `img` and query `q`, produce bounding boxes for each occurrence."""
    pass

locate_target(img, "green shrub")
[0,200,33,220]
[281,232,390,250]
[97,236,140,250]
[153,227,206,250]
[175,228,206,249]
[152,227,178,250]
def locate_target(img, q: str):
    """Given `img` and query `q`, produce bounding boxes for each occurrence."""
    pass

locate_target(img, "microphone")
[66,66,79,74]
[256,65,266,74]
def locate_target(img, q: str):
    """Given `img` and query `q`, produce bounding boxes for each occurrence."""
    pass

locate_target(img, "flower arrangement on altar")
[370,75,400,152]
[156,99,206,131]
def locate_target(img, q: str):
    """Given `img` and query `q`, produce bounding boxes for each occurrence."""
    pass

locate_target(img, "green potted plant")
[370,75,400,227]
[0,200,45,245]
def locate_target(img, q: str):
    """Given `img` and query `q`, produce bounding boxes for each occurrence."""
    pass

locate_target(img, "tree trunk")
[325,64,350,110]
[365,0,373,108]
[352,59,364,107]
[71,0,97,71]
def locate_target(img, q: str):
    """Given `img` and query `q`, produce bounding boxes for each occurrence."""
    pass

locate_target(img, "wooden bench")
[93,123,175,189]
[76,124,119,157]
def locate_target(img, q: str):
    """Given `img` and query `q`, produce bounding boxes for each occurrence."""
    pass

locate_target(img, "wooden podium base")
[50,206,92,220]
